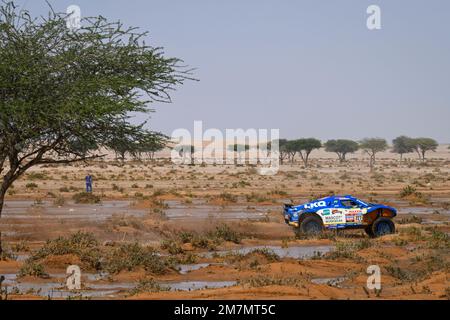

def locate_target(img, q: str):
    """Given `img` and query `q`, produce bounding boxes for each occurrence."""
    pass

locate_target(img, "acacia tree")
[392,136,415,161]
[277,139,290,164]
[359,138,388,169]
[0,1,193,254]
[228,144,250,164]
[324,139,359,163]
[412,138,438,161]
[285,140,299,163]
[266,139,289,164]
[173,145,195,163]
[137,134,168,161]
[294,138,322,168]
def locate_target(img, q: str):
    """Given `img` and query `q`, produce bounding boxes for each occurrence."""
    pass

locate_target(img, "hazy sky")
[15,0,450,142]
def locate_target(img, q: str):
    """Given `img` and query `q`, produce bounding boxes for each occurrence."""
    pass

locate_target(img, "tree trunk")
[0,189,5,256]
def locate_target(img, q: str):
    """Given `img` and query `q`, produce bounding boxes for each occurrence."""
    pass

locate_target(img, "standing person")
[85,173,93,193]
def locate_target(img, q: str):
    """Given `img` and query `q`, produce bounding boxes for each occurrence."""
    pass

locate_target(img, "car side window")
[340,200,359,208]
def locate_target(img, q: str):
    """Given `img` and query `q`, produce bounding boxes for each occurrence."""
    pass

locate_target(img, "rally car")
[283,195,397,237]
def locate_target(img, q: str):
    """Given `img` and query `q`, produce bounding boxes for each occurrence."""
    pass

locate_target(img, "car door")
[340,199,363,224]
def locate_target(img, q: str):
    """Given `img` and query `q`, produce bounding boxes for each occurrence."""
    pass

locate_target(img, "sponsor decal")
[324,214,345,225]
[304,201,327,209]
[332,209,340,214]
[322,209,331,216]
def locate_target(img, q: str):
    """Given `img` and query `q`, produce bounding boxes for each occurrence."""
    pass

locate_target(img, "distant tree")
[283,140,296,163]
[392,136,416,161]
[135,133,168,161]
[294,138,322,168]
[228,144,250,164]
[359,138,388,169]
[271,139,289,164]
[324,139,359,163]
[412,138,438,161]
[173,145,195,162]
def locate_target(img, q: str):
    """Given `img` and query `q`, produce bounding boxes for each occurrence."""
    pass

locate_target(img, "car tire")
[371,217,395,237]
[298,215,324,235]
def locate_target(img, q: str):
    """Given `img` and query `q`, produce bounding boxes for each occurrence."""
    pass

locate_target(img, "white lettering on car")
[304,201,326,209]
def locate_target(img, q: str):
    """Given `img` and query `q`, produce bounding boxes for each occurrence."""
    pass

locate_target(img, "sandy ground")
[0,146,449,300]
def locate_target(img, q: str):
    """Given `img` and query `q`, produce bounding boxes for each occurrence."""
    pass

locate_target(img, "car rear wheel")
[298,215,324,236]
[371,217,395,237]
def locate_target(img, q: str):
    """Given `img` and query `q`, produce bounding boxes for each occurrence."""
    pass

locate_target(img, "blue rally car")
[283,195,397,237]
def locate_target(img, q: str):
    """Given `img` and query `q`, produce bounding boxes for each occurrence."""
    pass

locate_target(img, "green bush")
[18,262,48,278]
[209,224,241,244]
[30,232,101,270]
[128,278,169,296]
[104,243,169,275]
[72,192,101,204]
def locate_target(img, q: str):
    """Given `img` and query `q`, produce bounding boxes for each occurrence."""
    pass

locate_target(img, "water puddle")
[200,245,333,260]
[0,272,237,297]
[311,276,346,287]
[163,281,237,291]
[2,200,146,221]
[164,200,274,220]
[176,263,211,275]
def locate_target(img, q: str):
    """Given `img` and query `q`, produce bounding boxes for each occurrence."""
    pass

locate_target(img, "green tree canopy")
[412,137,438,161]
[392,136,415,161]
[324,139,359,162]
[359,138,388,169]
[0,1,193,253]
[291,138,322,168]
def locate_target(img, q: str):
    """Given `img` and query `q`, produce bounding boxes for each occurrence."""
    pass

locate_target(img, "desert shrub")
[18,262,48,278]
[178,231,195,244]
[128,278,169,295]
[160,239,184,255]
[385,265,425,282]
[12,240,30,253]
[400,185,416,198]
[53,195,65,206]
[72,192,101,204]
[325,240,369,261]
[400,226,425,241]
[0,247,17,261]
[191,235,215,250]
[267,189,288,196]
[59,186,70,192]
[251,248,280,262]
[240,276,304,288]
[27,172,49,180]
[218,192,238,203]
[104,243,168,275]
[398,215,422,224]
[29,232,101,270]
[25,182,38,189]
[245,192,269,203]
[427,229,449,249]
[209,224,241,244]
